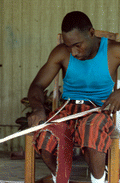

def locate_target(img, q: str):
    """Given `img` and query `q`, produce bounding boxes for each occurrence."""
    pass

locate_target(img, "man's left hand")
[101,89,120,113]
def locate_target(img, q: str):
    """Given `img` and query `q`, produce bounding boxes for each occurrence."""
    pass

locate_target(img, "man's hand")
[28,109,46,127]
[101,89,120,113]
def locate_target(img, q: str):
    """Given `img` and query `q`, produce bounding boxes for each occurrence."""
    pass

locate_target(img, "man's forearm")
[28,84,45,111]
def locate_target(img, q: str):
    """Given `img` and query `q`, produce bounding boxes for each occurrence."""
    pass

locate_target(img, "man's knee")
[41,149,56,163]
[41,149,51,161]
[41,149,56,175]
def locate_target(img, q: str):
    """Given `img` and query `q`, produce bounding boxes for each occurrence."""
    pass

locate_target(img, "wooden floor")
[35,175,91,183]
[35,154,91,183]
[0,150,91,182]
[35,150,91,183]
[1,150,117,183]
[0,151,51,182]
[36,175,120,183]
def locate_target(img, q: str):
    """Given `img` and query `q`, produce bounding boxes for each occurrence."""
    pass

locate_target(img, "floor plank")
[35,175,91,183]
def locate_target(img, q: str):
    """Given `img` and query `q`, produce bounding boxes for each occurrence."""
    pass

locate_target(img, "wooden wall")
[0,0,120,151]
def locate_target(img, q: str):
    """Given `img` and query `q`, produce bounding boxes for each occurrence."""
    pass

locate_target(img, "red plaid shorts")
[33,102,114,154]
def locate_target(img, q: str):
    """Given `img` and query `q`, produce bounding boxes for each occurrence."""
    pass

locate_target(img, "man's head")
[61,11,96,61]
[62,11,93,33]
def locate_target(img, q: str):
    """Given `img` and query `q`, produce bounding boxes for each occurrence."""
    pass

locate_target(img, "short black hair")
[61,11,93,33]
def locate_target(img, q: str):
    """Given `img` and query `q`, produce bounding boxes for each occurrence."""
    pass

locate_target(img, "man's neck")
[89,37,101,60]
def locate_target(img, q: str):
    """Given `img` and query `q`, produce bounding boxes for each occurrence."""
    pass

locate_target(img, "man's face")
[62,28,94,60]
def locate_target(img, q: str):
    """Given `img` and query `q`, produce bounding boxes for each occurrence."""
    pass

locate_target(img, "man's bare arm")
[27,45,66,126]
[101,41,120,113]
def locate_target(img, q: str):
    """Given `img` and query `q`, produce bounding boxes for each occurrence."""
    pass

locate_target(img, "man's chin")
[77,57,86,61]
[74,55,88,60]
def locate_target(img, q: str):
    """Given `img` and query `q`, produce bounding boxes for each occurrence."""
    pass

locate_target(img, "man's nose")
[71,47,78,57]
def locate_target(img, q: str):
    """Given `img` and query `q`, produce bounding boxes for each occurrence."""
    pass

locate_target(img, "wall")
[0,0,120,151]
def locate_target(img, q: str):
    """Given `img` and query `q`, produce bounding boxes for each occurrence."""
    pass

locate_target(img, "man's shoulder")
[108,39,120,67]
[53,43,69,56]
[50,43,70,64]
[108,39,120,55]
[108,39,120,49]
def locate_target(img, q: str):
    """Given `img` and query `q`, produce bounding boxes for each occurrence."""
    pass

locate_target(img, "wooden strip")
[108,32,119,182]
[108,139,119,183]
[25,135,35,183]
[95,30,118,40]
[52,74,59,111]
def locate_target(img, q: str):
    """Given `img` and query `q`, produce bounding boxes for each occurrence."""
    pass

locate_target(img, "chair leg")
[108,138,119,183]
[25,134,35,183]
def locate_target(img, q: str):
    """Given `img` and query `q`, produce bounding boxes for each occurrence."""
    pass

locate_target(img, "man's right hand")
[28,109,46,127]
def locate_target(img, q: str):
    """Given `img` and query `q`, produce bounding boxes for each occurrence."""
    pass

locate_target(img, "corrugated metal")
[0,0,120,151]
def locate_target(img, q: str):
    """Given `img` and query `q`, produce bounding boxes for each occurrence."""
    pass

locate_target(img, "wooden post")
[108,67,119,183]
[108,138,119,183]
[52,74,59,111]
[25,134,35,183]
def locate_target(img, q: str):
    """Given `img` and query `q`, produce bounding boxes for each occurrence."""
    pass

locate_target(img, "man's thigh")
[74,111,114,153]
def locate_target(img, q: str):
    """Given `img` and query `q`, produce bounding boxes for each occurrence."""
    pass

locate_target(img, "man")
[28,11,120,183]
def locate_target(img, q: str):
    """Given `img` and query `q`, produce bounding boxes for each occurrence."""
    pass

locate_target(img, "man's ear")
[89,27,95,38]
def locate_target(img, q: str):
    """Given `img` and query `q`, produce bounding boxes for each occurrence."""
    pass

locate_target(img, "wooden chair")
[25,30,120,183]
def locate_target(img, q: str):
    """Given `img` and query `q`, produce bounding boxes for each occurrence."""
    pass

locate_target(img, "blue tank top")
[62,37,115,106]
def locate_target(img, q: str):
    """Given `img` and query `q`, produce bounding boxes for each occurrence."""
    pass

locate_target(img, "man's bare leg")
[84,147,106,179]
[41,149,56,175]
[41,149,70,183]
[41,147,106,181]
